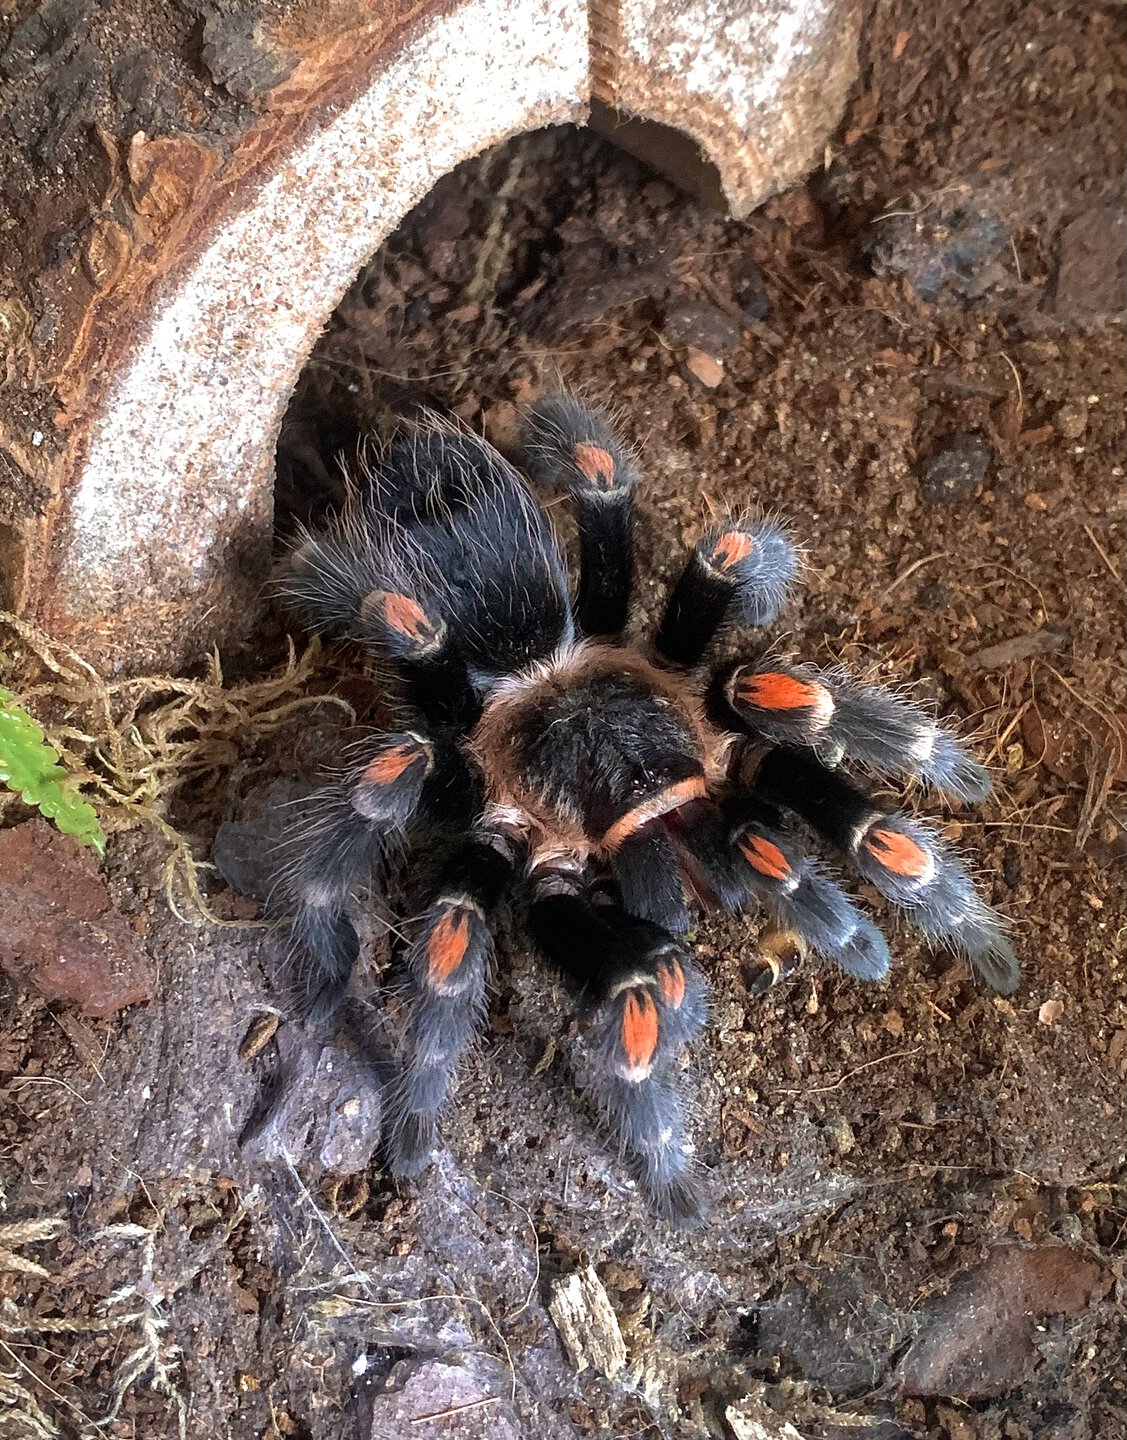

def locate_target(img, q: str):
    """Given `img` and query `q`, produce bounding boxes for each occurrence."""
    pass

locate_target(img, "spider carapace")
[278,394,1018,1225]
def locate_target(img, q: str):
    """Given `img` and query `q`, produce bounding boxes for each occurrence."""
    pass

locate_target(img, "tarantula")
[277,395,1017,1224]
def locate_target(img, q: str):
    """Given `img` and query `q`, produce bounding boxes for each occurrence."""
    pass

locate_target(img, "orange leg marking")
[427,908,472,986]
[710,530,754,571]
[865,827,933,880]
[362,743,421,786]
[573,443,616,488]
[656,958,687,1009]
[621,990,659,1078]
[363,590,439,644]
[737,671,833,714]
[738,833,792,883]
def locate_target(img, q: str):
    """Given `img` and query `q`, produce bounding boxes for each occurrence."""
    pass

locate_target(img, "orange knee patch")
[737,671,833,715]
[362,742,423,786]
[709,530,754,572]
[656,957,687,1009]
[573,442,617,489]
[620,990,659,1078]
[364,590,441,646]
[739,833,792,882]
[864,826,933,880]
[426,908,472,986]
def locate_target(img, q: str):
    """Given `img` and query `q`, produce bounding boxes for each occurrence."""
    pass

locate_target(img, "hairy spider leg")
[527,868,707,1226]
[522,394,640,640]
[654,520,799,668]
[719,660,992,803]
[666,798,890,982]
[279,731,437,1020]
[387,832,519,1176]
[283,423,573,734]
[748,748,1019,993]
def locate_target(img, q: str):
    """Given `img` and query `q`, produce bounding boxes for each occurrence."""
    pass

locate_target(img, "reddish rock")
[1052,208,1127,322]
[898,1245,1112,1399]
[0,820,156,1017]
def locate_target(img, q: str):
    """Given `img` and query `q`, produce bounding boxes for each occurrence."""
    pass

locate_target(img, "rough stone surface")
[0,818,156,1016]
[364,1358,524,1439]
[0,0,860,670]
[1052,207,1127,322]
[212,776,312,903]
[602,0,860,217]
[897,1246,1112,1399]
[239,1023,384,1178]
[868,208,1015,305]
[917,432,992,505]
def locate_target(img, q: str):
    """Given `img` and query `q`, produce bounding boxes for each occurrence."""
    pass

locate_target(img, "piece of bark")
[965,627,1070,671]
[548,1263,628,1380]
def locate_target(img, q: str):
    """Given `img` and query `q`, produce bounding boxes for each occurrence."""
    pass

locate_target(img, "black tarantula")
[278,395,1018,1225]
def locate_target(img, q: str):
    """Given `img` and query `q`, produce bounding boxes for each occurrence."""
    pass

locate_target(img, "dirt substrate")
[2,2,1125,1438]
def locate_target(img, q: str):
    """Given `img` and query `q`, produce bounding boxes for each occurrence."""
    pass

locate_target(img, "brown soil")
[2,3,1124,1438]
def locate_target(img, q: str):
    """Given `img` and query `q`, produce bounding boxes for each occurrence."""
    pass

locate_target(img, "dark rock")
[917,582,952,611]
[200,13,293,102]
[110,49,185,130]
[662,295,742,356]
[0,0,87,78]
[1052,208,1127,323]
[0,819,156,1016]
[898,1245,1112,1399]
[736,259,771,320]
[917,432,992,505]
[212,777,311,903]
[756,1267,913,1392]
[239,1024,383,1177]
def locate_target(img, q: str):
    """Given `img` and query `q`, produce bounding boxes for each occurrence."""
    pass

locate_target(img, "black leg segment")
[655,518,798,667]
[522,394,639,638]
[527,868,707,1225]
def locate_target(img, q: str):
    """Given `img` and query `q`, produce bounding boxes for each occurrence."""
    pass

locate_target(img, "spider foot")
[853,813,1018,993]
[386,894,496,1176]
[656,519,799,667]
[733,821,891,982]
[523,394,638,499]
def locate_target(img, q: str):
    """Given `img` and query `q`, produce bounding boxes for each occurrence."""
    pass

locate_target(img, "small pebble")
[824,1114,856,1155]
[684,348,725,388]
[1055,399,1088,440]
[663,296,741,356]
[918,582,952,611]
[917,431,992,504]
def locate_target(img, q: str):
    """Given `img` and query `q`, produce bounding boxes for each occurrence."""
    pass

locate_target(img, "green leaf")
[0,685,106,855]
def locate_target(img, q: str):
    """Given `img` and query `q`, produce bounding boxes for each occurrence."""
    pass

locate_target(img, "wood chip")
[965,627,1070,670]
[725,1398,805,1440]
[548,1264,627,1379]
[239,1011,282,1060]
